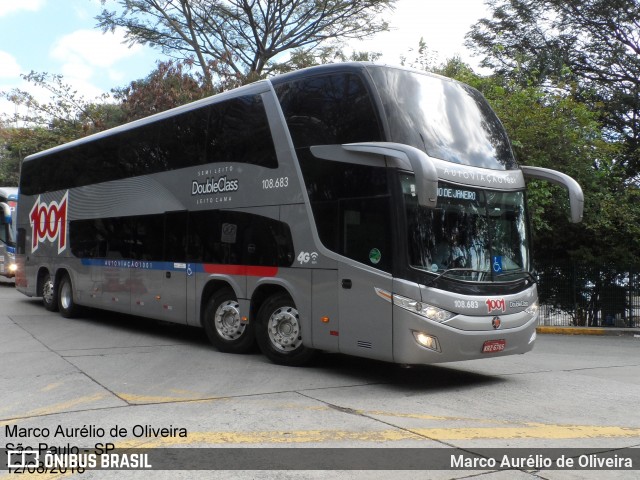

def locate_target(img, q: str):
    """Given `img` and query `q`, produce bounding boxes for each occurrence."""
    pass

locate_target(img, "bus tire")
[203,289,255,353]
[41,272,58,312]
[256,293,316,366]
[58,274,80,318]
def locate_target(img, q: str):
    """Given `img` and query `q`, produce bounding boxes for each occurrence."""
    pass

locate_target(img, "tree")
[113,60,210,121]
[0,72,126,185]
[97,0,395,88]
[0,125,58,186]
[435,59,640,265]
[466,0,640,183]
[1,72,125,140]
[400,37,438,72]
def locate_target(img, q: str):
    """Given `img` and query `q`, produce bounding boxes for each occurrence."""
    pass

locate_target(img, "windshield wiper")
[425,268,536,287]
[494,270,537,285]
[424,268,488,287]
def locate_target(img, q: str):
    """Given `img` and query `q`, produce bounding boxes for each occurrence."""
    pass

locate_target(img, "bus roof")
[23,62,457,164]
[269,61,455,87]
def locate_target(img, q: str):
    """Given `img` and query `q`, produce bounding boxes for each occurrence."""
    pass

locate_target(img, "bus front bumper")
[392,307,538,365]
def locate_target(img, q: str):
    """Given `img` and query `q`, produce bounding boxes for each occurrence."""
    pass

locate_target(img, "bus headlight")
[8,263,17,273]
[393,294,455,323]
[525,300,539,317]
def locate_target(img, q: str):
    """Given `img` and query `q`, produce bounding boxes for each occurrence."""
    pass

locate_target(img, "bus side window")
[188,211,222,264]
[131,215,165,261]
[298,153,392,272]
[187,211,293,267]
[164,212,188,263]
[205,96,277,168]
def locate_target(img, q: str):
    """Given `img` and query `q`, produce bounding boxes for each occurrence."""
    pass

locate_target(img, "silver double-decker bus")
[0,186,18,279]
[16,63,583,366]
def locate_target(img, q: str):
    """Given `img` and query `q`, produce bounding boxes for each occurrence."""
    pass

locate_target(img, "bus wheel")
[41,272,58,312]
[58,274,80,318]
[203,289,255,353]
[256,293,316,366]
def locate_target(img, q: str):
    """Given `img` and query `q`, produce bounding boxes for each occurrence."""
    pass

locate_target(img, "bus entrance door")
[338,263,393,362]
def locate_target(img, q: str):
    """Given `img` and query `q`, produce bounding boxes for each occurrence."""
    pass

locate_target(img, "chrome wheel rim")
[267,306,302,351]
[43,279,55,305]
[214,300,245,341]
[60,280,72,310]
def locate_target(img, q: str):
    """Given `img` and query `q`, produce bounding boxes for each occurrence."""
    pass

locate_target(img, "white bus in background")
[16,63,583,366]
[0,186,18,279]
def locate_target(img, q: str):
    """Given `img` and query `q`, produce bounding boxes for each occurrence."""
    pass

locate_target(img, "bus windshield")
[401,174,530,282]
[0,207,15,247]
[368,66,517,171]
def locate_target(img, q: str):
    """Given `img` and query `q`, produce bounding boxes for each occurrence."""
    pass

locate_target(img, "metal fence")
[535,262,640,327]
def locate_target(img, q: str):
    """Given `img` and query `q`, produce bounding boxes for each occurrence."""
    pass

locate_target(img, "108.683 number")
[262,177,289,189]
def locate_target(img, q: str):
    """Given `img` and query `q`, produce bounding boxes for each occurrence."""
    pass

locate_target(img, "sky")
[0,0,490,117]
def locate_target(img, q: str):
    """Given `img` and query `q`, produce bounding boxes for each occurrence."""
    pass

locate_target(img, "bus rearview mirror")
[0,203,11,225]
[521,165,584,223]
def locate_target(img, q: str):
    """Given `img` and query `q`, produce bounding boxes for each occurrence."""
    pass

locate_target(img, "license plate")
[482,339,506,353]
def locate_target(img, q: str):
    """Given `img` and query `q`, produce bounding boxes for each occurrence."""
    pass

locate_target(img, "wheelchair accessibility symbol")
[492,256,503,273]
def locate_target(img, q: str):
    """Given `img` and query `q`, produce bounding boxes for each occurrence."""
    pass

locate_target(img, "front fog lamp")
[412,331,441,352]
[393,294,455,323]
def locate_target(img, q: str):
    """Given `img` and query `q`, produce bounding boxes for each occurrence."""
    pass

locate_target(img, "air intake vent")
[357,340,372,349]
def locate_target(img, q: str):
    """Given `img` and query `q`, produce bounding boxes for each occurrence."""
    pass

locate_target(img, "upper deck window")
[274,72,383,149]
[368,67,517,170]
[21,94,277,196]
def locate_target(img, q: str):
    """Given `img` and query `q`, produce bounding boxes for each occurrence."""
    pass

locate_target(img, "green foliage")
[435,57,640,264]
[462,0,640,265]
[0,73,126,185]
[112,60,211,121]
[2,72,124,136]
[467,0,640,183]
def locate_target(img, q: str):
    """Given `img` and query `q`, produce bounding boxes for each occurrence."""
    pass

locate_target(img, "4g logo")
[297,251,319,265]
[486,298,506,313]
[29,192,68,254]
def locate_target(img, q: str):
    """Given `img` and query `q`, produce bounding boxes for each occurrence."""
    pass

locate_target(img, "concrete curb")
[536,326,640,337]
